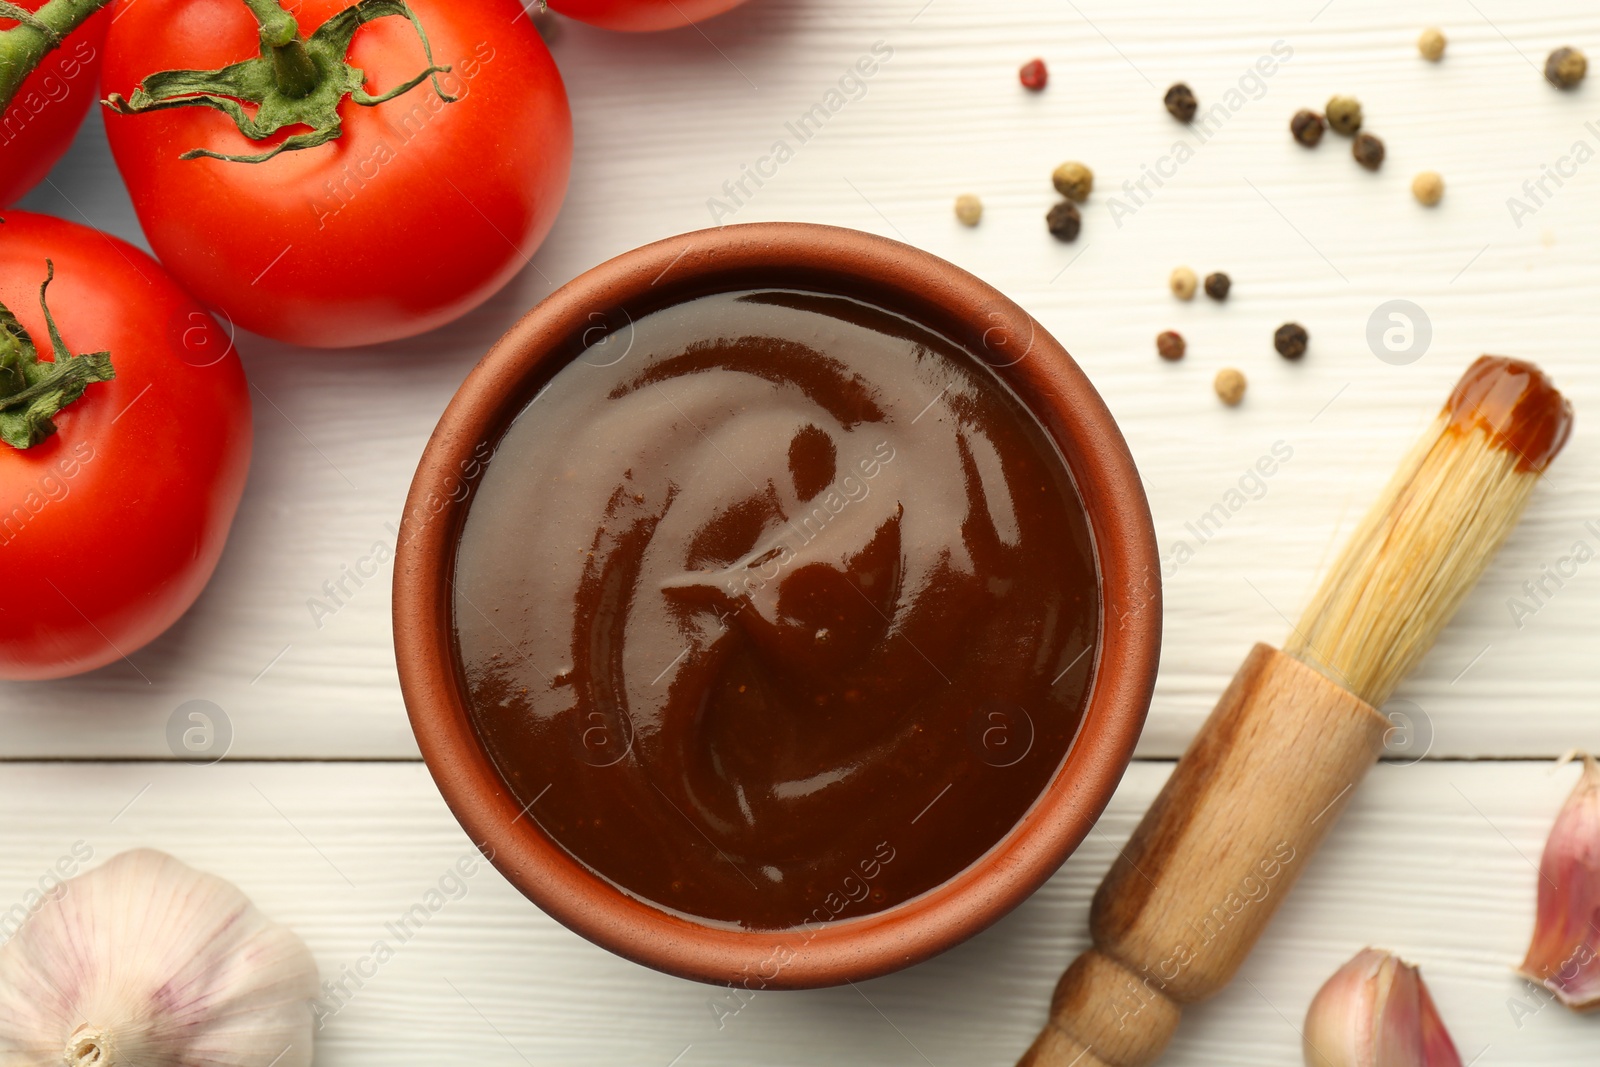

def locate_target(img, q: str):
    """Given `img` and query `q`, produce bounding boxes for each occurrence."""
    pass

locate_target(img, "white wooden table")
[9,0,1600,1062]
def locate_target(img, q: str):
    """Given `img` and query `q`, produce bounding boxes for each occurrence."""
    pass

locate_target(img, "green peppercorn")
[1204,271,1231,301]
[1046,200,1081,241]
[1165,82,1198,123]
[1274,322,1308,360]
[1157,330,1186,361]
[1326,94,1362,135]
[1291,109,1325,147]
[1546,47,1588,90]
[1352,132,1385,171]
[1052,161,1094,202]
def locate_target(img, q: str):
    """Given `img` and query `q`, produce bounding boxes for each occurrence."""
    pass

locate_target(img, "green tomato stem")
[270,38,320,99]
[0,0,113,111]
[236,0,320,100]
[0,261,115,451]
[239,0,299,46]
[104,0,456,165]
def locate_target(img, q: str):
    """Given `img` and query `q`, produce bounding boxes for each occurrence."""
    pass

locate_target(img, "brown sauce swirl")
[453,290,1099,929]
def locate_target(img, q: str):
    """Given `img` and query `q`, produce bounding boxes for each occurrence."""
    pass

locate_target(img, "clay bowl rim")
[393,221,1161,990]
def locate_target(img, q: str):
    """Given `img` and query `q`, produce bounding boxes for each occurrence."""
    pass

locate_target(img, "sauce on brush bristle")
[1446,356,1573,473]
[1287,356,1570,707]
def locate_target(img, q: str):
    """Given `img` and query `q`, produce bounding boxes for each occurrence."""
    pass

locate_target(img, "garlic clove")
[1415,978,1461,1067]
[1517,752,1600,1010]
[1303,947,1463,1067]
[1303,948,1378,1067]
[0,849,318,1067]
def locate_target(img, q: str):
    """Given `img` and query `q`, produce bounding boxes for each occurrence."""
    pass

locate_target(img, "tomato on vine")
[0,1,108,206]
[0,212,252,681]
[100,0,572,348]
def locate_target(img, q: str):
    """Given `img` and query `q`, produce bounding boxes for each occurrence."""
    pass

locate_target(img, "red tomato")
[0,212,251,680]
[549,0,751,32]
[101,0,571,348]
[0,4,108,207]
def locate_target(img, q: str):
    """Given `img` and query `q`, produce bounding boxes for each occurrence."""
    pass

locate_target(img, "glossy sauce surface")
[453,290,1099,929]
[1445,355,1572,472]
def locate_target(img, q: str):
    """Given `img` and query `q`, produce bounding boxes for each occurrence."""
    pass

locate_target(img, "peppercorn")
[1169,266,1198,301]
[1157,330,1186,361]
[1352,132,1385,171]
[1020,58,1048,91]
[1411,171,1444,206]
[1291,109,1325,147]
[1214,368,1247,407]
[1274,322,1308,360]
[1204,271,1231,301]
[1046,200,1081,241]
[1164,82,1197,123]
[1325,94,1362,135]
[1052,161,1094,202]
[1546,47,1587,90]
[954,193,983,226]
[1418,27,1446,61]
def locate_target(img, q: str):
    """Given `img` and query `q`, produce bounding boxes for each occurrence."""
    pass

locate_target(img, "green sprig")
[103,0,455,164]
[0,261,115,450]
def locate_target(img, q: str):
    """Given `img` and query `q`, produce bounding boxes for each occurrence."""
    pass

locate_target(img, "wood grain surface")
[5,0,1599,1062]
[0,761,1584,1065]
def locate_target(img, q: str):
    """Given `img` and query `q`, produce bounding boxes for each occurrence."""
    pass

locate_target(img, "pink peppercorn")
[1020,59,1048,91]
[1157,330,1186,361]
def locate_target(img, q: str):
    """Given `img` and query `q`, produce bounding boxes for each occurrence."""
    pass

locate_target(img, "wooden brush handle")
[1019,644,1390,1067]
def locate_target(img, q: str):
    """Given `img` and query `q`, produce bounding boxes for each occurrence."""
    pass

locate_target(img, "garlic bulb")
[1303,948,1462,1067]
[1518,752,1600,1010]
[0,849,317,1067]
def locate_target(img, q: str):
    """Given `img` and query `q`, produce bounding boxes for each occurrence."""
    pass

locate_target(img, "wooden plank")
[0,760,1583,1064]
[4,0,1598,761]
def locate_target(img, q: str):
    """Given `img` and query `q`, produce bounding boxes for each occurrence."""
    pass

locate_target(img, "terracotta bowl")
[394,222,1161,989]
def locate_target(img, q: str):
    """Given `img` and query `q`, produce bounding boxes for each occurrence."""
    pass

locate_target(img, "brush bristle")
[1286,358,1571,708]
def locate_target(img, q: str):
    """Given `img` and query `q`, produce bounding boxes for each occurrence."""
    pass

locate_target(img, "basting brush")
[1019,355,1573,1067]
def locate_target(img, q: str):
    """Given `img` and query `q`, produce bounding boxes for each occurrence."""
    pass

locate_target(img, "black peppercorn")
[1290,109,1325,147]
[1546,47,1588,90]
[1274,322,1309,360]
[1046,200,1081,241]
[1157,330,1186,361]
[1164,82,1197,123]
[1203,271,1230,301]
[1352,132,1385,171]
